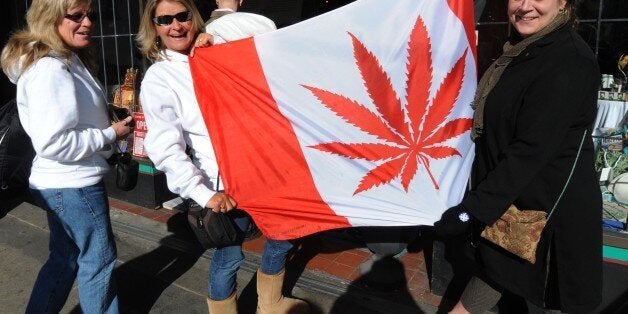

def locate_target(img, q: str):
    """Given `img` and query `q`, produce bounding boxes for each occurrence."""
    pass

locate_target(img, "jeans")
[208,210,293,300]
[26,182,119,314]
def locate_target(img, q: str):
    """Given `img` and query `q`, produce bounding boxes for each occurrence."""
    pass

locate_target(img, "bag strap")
[547,129,588,220]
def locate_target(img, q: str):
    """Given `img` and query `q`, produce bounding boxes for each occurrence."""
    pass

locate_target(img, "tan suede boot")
[256,269,310,314]
[207,292,237,314]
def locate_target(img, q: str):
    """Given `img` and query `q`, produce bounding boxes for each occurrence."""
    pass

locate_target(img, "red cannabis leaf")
[303,17,471,195]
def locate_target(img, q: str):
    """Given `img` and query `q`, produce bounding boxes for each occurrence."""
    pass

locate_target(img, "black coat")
[462,24,602,312]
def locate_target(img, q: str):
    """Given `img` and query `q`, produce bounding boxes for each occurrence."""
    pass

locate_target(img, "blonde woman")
[136,0,309,313]
[1,0,132,313]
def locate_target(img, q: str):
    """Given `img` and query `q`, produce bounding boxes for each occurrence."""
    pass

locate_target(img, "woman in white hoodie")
[136,1,309,313]
[1,0,132,313]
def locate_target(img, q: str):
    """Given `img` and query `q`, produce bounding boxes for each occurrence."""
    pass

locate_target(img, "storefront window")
[576,0,600,20]
[597,21,628,77]
[476,24,509,76]
[601,0,628,19]
[3,0,628,91]
[90,0,143,100]
[475,0,510,75]
[476,0,508,24]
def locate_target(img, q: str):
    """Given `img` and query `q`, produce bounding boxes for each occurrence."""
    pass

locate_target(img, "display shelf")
[603,229,628,250]
[603,229,628,264]
[134,156,159,174]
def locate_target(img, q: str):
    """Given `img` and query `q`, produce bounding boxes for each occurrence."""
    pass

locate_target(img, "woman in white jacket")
[1,0,132,313]
[136,0,309,313]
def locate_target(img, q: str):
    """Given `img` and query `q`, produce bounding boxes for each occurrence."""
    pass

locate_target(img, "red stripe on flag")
[189,39,351,239]
[447,0,477,63]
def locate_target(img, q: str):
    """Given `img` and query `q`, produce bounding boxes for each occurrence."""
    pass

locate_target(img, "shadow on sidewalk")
[0,192,33,219]
[71,212,205,314]
[330,256,424,313]
[117,212,205,313]
[262,227,426,313]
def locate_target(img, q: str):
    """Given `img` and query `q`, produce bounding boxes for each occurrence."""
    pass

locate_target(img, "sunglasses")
[152,11,192,26]
[64,11,97,23]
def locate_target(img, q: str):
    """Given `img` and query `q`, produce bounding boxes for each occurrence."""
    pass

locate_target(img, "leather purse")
[480,130,588,264]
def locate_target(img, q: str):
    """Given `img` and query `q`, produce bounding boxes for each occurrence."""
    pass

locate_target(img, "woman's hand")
[205,192,237,213]
[112,116,133,140]
[189,33,214,57]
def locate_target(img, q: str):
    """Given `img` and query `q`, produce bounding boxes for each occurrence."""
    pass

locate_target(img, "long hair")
[136,0,205,62]
[1,0,95,79]
[568,0,582,28]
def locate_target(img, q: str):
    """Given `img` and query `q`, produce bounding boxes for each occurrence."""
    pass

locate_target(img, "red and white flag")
[190,0,477,239]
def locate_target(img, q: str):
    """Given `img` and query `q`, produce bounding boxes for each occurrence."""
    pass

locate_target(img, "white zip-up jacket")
[139,50,220,207]
[10,52,117,189]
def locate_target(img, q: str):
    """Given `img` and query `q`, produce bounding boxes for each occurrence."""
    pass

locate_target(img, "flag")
[190,0,477,240]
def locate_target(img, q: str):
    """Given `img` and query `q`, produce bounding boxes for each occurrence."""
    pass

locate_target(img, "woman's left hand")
[433,204,473,237]
[189,33,214,57]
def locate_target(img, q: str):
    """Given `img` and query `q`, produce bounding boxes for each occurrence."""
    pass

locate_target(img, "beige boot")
[256,269,310,314]
[207,292,237,314]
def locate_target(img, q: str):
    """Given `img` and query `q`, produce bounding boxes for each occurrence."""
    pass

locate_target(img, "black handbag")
[107,151,139,191]
[0,99,35,197]
[187,200,238,249]
[106,105,138,191]
[115,152,139,191]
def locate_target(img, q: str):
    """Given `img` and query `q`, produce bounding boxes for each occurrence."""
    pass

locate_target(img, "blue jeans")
[208,211,293,300]
[26,182,119,314]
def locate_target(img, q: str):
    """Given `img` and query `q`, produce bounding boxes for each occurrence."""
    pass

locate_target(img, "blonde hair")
[1,0,95,78]
[136,0,205,62]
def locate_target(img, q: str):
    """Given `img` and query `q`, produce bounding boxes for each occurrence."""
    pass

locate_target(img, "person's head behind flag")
[206,12,276,42]
[215,0,243,11]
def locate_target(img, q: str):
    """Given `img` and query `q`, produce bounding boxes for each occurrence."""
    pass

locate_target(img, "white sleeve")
[140,73,215,207]
[22,58,116,162]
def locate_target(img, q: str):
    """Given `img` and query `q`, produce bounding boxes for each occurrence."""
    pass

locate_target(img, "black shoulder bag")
[186,174,238,248]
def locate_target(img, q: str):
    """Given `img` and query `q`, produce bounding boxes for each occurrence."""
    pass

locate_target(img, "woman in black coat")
[434,0,602,312]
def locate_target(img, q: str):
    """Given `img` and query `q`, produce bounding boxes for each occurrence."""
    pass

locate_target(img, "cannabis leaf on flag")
[304,17,472,195]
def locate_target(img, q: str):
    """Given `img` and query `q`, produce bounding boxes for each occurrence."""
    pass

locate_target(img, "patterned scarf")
[471,11,571,139]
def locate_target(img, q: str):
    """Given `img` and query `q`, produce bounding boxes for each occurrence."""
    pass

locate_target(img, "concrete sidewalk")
[3,201,627,313]
[0,202,438,313]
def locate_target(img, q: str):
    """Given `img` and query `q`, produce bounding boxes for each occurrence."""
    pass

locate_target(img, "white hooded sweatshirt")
[8,52,117,189]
